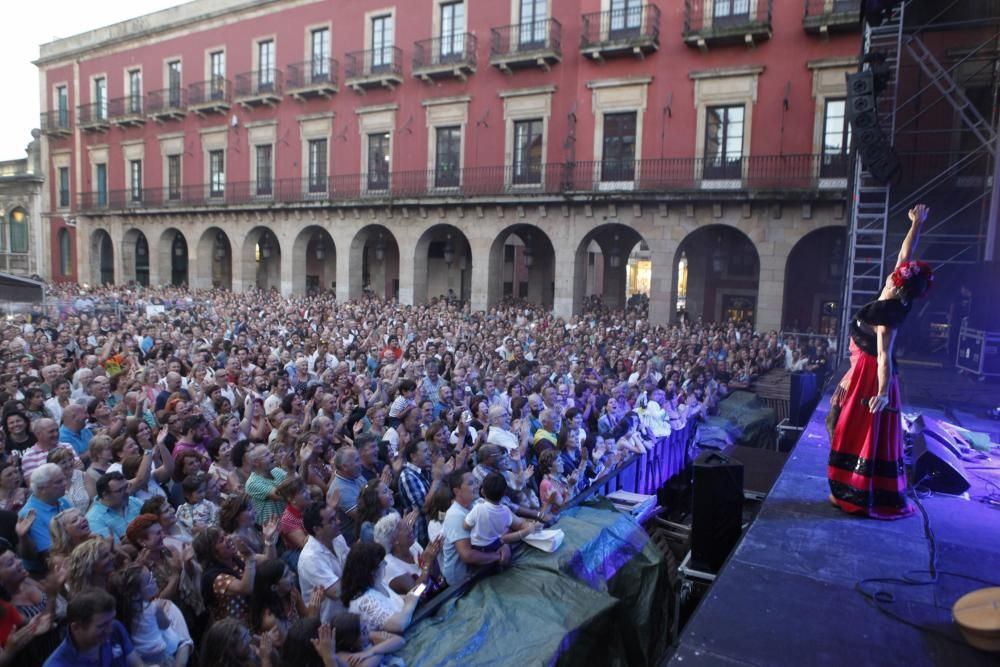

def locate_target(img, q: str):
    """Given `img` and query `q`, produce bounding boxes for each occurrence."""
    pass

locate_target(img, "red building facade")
[36,0,859,332]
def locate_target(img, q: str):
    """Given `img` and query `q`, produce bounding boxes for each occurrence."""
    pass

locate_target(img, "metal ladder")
[839,3,906,358]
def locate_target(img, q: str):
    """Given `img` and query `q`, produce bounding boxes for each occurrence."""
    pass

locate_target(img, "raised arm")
[895,204,929,269]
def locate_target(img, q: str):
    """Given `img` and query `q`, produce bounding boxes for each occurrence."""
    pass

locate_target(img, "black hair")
[279,618,325,667]
[481,472,507,504]
[96,471,125,499]
[340,542,386,606]
[250,559,290,632]
[302,501,327,537]
[331,612,363,652]
[67,587,116,627]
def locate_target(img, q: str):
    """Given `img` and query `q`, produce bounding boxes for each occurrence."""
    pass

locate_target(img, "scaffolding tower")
[840,0,1000,357]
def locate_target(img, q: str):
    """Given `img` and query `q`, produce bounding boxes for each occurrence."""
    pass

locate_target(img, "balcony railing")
[413,33,477,80]
[40,109,71,136]
[683,0,773,48]
[581,4,661,58]
[802,0,860,34]
[108,96,145,126]
[345,47,404,91]
[188,79,232,114]
[286,59,339,98]
[146,88,188,120]
[235,69,283,105]
[75,154,847,212]
[490,19,562,71]
[77,103,110,131]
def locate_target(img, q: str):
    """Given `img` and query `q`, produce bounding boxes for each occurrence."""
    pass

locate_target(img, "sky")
[0,1,181,159]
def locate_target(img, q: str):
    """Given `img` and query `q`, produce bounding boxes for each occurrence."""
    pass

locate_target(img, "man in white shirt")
[298,502,350,623]
[442,471,509,584]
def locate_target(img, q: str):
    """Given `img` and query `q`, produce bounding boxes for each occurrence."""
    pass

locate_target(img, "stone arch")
[572,223,649,312]
[348,225,400,300]
[157,228,189,287]
[782,226,845,334]
[90,228,114,285]
[412,224,472,304]
[673,224,760,326]
[292,226,336,295]
[240,226,282,292]
[195,227,234,290]
[121,228,150,286]
[486,224,556,309]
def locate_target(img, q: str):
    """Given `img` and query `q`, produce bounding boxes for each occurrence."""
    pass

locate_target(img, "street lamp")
[315,236,326,260]
[173,233,184,257]
[261,233,272,259]
[215,233,226,260]
[374,233,385,262]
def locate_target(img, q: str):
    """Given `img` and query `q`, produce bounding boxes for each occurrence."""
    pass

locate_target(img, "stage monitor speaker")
[912,432,971,495]
[691,451,744,572]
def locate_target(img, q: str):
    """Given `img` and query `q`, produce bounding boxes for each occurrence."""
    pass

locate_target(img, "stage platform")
[668,376,1000,666]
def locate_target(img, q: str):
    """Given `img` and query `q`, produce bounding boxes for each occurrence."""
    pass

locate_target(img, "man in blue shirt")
[19,463,70,558]
[85,472,143,542]
[44,588,141,667]
[58,404,93,460]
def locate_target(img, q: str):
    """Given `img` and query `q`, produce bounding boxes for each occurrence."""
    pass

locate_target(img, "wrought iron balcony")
[188,79,232,115]
[286,59,339,99]
[75,154,848,213]
[683,0,773,50]
[802,0,860,35]
[235,69,283,107]
[77,103,110,132]
[40,109,71,137]
[146,88,187,122]
[413,33,477,81]
[108,96,145,127]
[581,4,661,60]
[344,47,404,92]
[490,19,562,73]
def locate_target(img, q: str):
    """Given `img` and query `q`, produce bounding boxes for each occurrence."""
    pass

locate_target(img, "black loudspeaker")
[691,451,744,572]
[848,70,874,96]
[912,432,971,495]
[846,70,901,184]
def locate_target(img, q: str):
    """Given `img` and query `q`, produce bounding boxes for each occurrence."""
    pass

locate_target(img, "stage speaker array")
[691,451,744,572]
[846,68,901,184]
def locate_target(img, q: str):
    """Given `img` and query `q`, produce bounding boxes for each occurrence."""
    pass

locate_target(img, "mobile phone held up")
[411,582,427,597]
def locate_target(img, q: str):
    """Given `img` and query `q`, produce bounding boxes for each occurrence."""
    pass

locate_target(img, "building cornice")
[807,57,858,70]
[355,104,399,116]
[497,85,557,99]
[689,65,766,80]
[422,96,472,108]
[35,0,315,66]
[586,76,654,89]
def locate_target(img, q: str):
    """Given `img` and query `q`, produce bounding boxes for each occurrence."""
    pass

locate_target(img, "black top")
[850,298,912,358]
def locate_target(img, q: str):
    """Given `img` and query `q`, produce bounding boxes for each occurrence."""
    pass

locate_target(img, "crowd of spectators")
[0,282,831,666]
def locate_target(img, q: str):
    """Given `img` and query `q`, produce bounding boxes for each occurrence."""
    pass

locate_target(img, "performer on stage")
[827,204,934,519]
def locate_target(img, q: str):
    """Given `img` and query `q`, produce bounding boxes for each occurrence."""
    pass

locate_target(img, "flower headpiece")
[890,260,934,295]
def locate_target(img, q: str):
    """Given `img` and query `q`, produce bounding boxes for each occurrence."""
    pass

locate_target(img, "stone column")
[552,251,575,320]
[396,236,414,306]
[755,237,792,333]
[469,238,491,313]
[647,235,677,326]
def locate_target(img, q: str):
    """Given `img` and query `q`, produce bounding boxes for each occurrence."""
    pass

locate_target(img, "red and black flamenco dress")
[828,298,915,519]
